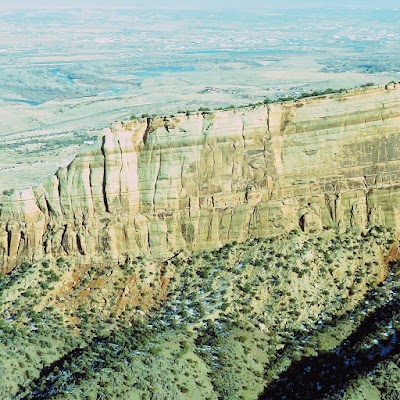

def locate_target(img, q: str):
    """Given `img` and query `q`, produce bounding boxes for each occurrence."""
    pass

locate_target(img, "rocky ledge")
[1,86,400,272]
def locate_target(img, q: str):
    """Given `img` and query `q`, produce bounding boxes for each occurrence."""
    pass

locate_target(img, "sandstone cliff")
[1,86,400,272]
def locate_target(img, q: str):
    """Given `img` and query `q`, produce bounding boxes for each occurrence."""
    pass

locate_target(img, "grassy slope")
[0,227,398,400]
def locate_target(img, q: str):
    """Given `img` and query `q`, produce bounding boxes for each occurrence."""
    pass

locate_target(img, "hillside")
[0,85,399,399]
[0,227,398,399]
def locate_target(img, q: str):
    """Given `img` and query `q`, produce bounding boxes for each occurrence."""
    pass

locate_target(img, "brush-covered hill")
[0,226,398,399]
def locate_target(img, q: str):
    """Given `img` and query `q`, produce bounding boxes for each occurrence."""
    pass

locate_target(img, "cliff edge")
[1,86,400,272]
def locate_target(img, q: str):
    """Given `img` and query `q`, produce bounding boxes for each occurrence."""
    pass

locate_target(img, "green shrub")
[2,188,15,196]
[360,82,374,88]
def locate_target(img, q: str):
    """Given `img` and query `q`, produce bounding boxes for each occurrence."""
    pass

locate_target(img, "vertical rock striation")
[1,86,400,272]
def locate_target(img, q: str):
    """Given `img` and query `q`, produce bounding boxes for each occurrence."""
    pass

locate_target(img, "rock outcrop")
[1,86,400,272]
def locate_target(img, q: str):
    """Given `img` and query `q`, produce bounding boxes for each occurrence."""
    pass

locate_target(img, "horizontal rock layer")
[1,86,400,272]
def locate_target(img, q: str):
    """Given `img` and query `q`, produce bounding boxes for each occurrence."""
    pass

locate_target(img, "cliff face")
[1,86,400,272]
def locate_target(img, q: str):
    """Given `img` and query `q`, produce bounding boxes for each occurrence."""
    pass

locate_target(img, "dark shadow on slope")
[16,340,103,400]
[259,293,400,400]
[17,323,154,400]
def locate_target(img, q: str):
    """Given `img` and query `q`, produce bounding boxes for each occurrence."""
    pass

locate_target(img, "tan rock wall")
[1,86,400,272]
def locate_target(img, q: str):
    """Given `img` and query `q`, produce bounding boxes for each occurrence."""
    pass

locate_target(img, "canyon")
[1,85,400,273]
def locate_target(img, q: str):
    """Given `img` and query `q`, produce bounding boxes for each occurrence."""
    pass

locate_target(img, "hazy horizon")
[0,0,399,9]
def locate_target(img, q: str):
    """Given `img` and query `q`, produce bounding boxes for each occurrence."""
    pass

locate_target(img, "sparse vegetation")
[0,227,398,399]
